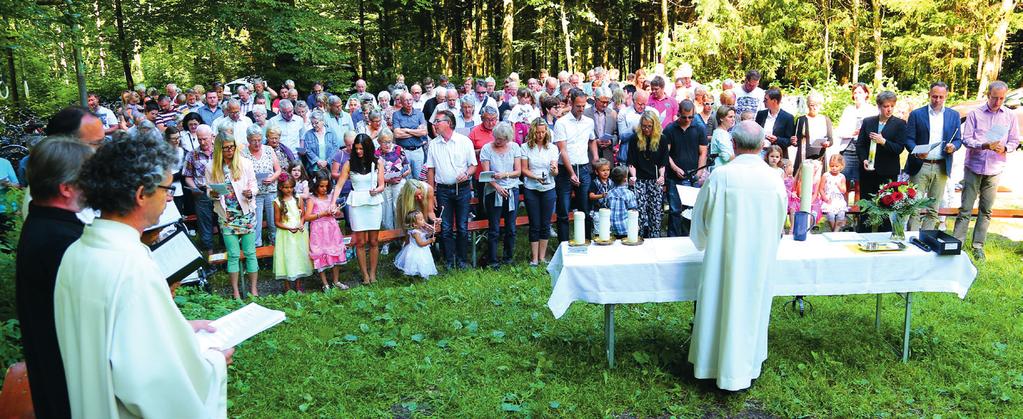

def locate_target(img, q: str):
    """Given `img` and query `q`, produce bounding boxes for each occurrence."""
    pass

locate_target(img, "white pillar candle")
[866,141,877,171]
[573,210,585,243]
[627,210,639,242]
[598,208,611,241]
[800,160,812,212]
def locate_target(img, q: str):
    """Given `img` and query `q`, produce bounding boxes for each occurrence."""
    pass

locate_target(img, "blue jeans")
[485,188,518,264]
[524,187,556,242]
[665,177,694,237]
[253,193,276,247]
[193,192,216,250]
[436,182,471,267]
[404,147,426,181]
[555,163,592,241]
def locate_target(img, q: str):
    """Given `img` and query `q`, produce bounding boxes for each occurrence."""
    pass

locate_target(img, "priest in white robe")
[54,135,232,418]
[688,120,787,391]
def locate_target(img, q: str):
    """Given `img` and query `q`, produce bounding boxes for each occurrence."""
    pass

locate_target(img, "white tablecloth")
[547,233,977,319]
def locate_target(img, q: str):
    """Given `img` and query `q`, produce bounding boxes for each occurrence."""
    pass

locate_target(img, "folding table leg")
[605,304,616,368]
[902,292,913,362]
[470,231,477,267]
[875,294,882,331]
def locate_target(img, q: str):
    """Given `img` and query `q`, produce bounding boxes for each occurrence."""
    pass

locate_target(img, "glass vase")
[889,212,908,241]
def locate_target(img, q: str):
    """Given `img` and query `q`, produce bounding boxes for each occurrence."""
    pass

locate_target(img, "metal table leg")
[875,294,882,331]
[470,231,477,267]
[605,304,616,368]
[902,292,913,362]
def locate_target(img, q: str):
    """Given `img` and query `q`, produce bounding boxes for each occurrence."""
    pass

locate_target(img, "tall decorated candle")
[598,208,611,241]
[866,141,877,171]
[626,210,639,242]
[573,210,585,243]
[799,160,812,212]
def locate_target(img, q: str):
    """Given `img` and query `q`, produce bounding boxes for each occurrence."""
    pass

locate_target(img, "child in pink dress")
[304,174,348,291]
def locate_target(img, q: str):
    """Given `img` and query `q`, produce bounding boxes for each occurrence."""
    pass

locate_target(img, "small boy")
[605,166,638,238]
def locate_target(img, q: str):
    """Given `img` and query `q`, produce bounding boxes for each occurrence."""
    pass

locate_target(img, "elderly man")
[325,95,355,140]
[554,88,597,241]
[178,89,202,114]
[423,86,445,138]
[426,110,478,269]
[197,91,223,125]
[473,80,495,115]
[544,77,559,97]
[584,86,618,162]
[755,88,795,156]
[184,125,216,254]
[55,134,233,418]
[348,79,370,104]
[953,81,1020,261]
[734,70,765,116]
[269,99,305,150]
[165,83,180,98]
[252,79,278,110]
[247,96,276,120]
[904,81,962,231]
[430,88,460,124]
[212,99,253,144]
[16,137,94,419]
[411,84,427,110]
[689,120,787,391]
[617,89,655,162]
[664,100,708,237]
[248,105,269,130]
[392,91,430,180]
[648,76,679,128]
[236,85,254,115]
[527,78,542,93]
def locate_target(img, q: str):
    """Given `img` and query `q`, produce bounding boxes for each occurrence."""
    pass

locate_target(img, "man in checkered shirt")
[605,166,638,237]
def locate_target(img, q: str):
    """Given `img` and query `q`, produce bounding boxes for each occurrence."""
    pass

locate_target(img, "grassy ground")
[160,225,1023,418]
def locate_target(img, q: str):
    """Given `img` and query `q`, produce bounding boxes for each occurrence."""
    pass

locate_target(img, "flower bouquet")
[856,181,934,241]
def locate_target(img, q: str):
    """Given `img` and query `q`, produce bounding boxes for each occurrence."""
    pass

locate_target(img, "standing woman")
[164,126,187,212]
[627,110,668,238]
[241,124,282,247]
[855,91,906,232]
[337,134,386,284]
[834,83,878,199]
[479,122,523,267]
[356,110,385,145]
[180,112,204,153]
[709,105,736,171]
[792,91,834,175]
[520,118,559,265]
[207,132,260,299]
[376,129,409,233]
[301,110,341,177]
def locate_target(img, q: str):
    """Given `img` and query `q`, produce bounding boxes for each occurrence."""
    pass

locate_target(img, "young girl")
[289,162,310,201]
[588,158,612,224]
[393,210,438,279]
[782,159,798,231]
[273,175,314,292]
[819,154,849,232]
[304,173,348,291]
[764,145,784,177]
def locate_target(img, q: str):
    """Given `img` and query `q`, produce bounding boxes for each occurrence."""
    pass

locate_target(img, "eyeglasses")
[155,184,175,195]
[680,115,695,120]
[435,119,450,125]
[222,145,236,151]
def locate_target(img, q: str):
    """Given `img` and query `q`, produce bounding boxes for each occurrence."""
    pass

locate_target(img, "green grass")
[3,224,1022,417]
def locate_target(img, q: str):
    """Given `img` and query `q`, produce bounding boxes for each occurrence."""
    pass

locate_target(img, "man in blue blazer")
[754,87,796,158]
[903,81,962,230]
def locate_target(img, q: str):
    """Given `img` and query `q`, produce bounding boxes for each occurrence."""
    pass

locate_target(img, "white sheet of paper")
[675,185,701,207]
[477,171,495,183]
[194,303,286,351]
[810,137,829,147]
[911,142,940,155]
[984,125,1009,143]
[145,203,182,232]
[822,232,867,242]
[150,230,203,282]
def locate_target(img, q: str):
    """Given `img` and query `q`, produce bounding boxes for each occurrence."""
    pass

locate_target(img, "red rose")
[883,182,896,191]
[907,188,917,199]
[880,194,896,206]
[891,191,905,202]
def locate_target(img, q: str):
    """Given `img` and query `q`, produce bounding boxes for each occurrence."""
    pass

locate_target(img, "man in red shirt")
[469,106,499,219]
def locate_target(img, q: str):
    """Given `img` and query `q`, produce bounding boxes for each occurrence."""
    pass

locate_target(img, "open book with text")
[195,303,286,351]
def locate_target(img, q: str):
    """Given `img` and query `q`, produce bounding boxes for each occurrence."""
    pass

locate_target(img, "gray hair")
[988,80,1009,93]
[78,132,178,216]
[433,86,447,99]
[136,120,162,143]
[227,98,241,108]
[251,106,266,117]
[378,128,394,143]
[481,106,498,117]
[26,136,95,202]
[285,79,295,88]
[875,91,897,106]
[328,95,343,106]
[731,120,765,152]
[295,101,309,112]
[309,110,325,124]
[492,121,515,142]
[278,99,294,110]
[196,124,213,137]
[235,85,248,94]
[806,91,825,105]
[593,86,612,99]
[460,94,476,106]
[265,124,282,138]
[246,124,265,139]
[367,109,383,121]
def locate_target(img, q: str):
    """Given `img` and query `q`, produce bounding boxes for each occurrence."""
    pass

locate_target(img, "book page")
[195,303,286,350]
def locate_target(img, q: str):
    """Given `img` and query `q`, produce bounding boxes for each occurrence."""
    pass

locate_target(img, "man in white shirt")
[55,134,233,418]
[269,99,305,150]
[411,84,428,110]
[553,88,596,241]
[617,89,656,161]
[236,85,254,116]
[212,99,252,145]
[905,81,962,231]
[426,109,478,269]
[734,70,766,116]
[87,93,119,136]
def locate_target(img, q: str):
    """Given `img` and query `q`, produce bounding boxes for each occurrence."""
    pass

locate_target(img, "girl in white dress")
[820,154,849,232]
[394,210,438,279]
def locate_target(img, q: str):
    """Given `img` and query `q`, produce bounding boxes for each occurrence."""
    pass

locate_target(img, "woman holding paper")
[207,132,260,299]
[521,118,559,265]
[242,124,282,247]
[792,91,834,175]
[855,91,907,232]
[479,122,523,267]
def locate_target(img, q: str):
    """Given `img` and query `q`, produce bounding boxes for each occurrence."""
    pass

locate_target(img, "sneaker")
[381,245,390,255]
[972,247,986,261]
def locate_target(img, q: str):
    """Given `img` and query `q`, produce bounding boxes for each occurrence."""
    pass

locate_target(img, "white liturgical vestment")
[54,219,228,418]
[688,153,787,391]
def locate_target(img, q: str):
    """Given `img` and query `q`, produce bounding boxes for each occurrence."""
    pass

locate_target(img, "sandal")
[322,284,331,292]
[334,282,350,290]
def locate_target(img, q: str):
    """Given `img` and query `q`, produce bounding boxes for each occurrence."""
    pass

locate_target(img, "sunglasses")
[679,115,695,120]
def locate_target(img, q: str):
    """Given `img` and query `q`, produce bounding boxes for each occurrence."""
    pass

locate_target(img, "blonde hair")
[396,179,433,226]
[211,131,243,182]
[404,209,423,230]
[828,153,846,170]
[526,118,552,150]
[636,110,662,152]
[593,158,611,171]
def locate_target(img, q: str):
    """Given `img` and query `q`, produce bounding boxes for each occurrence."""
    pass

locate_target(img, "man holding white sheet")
[689,120,786,391]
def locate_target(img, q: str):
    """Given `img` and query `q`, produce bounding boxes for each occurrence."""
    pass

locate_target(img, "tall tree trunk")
[113,0,133,89]
[5,41,19,104]
[560,0,573,73]
[659,0,669,63]
[871,0,883,89]
[823,8,831,82]
[502,0,514,74]
[601,18,609,66]
[851,0,860,83]
[976,0,1017,98]
[358,0,367,77]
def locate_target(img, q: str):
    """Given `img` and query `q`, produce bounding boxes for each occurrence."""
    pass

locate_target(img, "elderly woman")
[265,125,297,168]
[250,106,269,130]
[301,110,341,177]
[357,109,385,145]
[242,124,282,247]
[627,110,668,238]
[376,129,409,234]
[793,91,834,174]
[855,90,907,232]
[207,132,260,299]
[164,127,187,212]
[479,122,522,267]
[455,94,481,130]
[835,83,877,194]
[294,100,313,135]
[520,118,559,265]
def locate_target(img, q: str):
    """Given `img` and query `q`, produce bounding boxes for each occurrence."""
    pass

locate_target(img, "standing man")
[269,99,305,150]
[411,84,427,110]
[755,88,795,156]
[16,137,94,419]
[689,120,787,391]
[734,70,765,116]
[197,91,223,125]
[584,86,619,162]
[55,135,233,417]
[325,95,355,140]
[904,81,962,231]
[184,125,216,255]
[87,93,119,136]
[212,99,253,145]
[423,86,445,138]
[553,88,597,241]
[953,81,1019,261]
[664,100,708,237]
[426,110,478,269]
[393,91,430,180]
[648,76,679,128]
[236,85,254,116]
[306,81,325,109]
